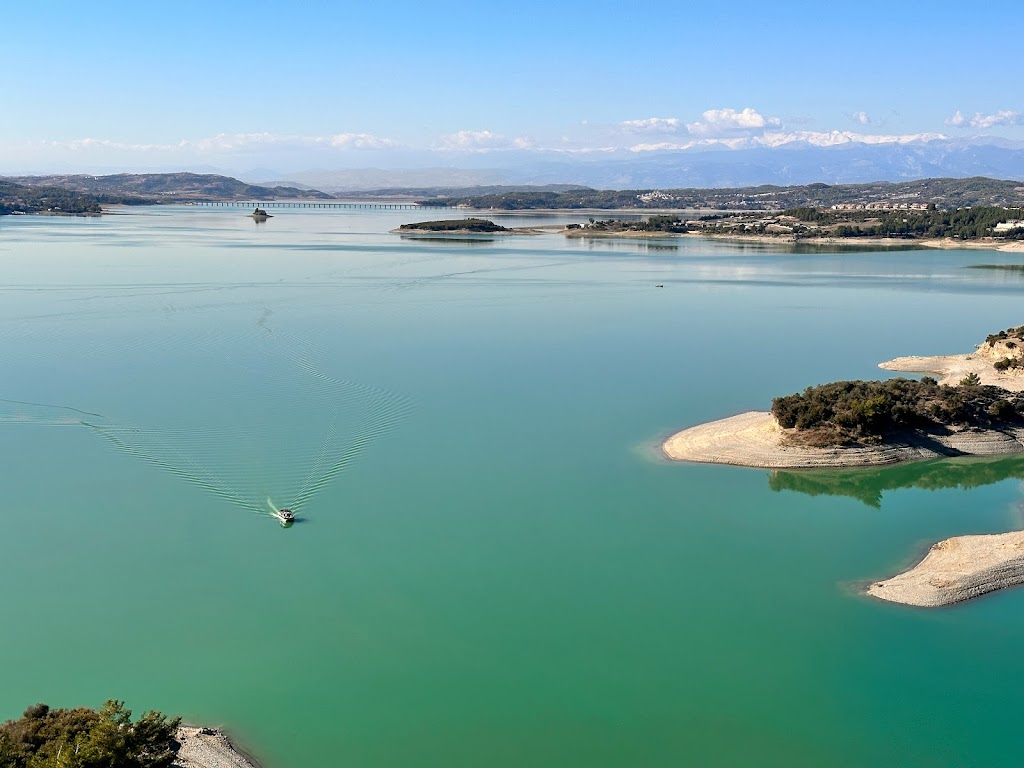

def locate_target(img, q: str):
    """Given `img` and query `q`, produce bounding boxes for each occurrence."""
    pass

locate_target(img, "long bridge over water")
[191,200,447,210]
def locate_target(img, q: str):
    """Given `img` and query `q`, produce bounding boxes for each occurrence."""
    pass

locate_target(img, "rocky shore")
[173,727,261,768]
[868,531,1024,607]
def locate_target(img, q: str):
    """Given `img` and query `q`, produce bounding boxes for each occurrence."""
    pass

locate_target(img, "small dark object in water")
[655,284,664,288]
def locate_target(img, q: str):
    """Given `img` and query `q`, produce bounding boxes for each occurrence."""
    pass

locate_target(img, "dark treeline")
[0,701,180,768]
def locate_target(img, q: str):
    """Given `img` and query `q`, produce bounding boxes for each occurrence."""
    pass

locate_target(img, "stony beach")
[173,727,261,768]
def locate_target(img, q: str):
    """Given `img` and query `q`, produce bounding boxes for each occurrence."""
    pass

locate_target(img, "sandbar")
[868,531,1024,607]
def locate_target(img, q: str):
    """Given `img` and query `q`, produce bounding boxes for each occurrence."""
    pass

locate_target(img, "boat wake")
[1,312,412,520]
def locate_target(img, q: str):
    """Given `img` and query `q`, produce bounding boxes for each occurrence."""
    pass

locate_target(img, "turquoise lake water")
[3,207,1024,766]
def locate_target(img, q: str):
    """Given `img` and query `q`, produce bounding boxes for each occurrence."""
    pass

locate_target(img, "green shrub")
[0,700,180,768]
[771,377,1023,445]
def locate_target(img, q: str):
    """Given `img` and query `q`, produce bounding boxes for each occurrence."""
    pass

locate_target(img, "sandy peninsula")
[662,411,1024,468]
[174,726,262,768]
[664,335,1024,469]
[878,343,1024,392]
[868,531,1024,607]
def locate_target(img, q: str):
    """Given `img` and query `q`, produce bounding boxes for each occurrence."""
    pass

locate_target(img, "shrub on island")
[398,218,509,232]
[0,701,180,768]
[771,377,1024,446]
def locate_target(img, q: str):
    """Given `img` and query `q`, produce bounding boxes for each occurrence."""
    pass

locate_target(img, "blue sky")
[2,0,1022,173]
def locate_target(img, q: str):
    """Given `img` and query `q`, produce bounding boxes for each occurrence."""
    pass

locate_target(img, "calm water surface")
[3,207,1024,766]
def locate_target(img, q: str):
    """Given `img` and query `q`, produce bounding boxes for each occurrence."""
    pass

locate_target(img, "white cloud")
[970,110,1021,129]
[619,117,681,134]
[439,130,504,149]
[851,111,871,125]
[686,107,781,136]
[946,109,1023,129]
[323,133,395,149]
[437,130,536,151]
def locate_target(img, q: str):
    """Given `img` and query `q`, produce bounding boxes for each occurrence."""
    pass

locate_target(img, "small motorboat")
[276,508,295,524]
[267,498,295,526]
[249,207,273,220]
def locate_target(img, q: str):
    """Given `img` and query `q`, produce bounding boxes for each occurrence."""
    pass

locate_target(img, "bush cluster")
[985,325,1024,345]
[399,218,508,232]
[770,377,1024,445]
[0,701,180,768]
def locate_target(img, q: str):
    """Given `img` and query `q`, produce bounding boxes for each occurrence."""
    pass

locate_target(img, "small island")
[663,325,1024,470]
[395,218,510,234]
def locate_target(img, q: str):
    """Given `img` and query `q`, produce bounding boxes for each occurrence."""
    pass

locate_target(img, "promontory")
[663,325,1024,469]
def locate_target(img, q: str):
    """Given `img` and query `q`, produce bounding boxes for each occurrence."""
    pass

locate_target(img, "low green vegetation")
[771,377,1024,446]
[0,701,180,768]
[398,218,509,232]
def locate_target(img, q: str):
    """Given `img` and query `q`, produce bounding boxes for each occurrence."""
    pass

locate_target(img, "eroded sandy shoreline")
[664,342,1024,470]
[661,411,1024,468]
[868,531,1024,607]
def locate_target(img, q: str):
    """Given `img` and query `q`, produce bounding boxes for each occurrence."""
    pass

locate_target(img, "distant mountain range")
[5,172,332,202]
[267,137,1024,191]
[4,168,1024,217]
